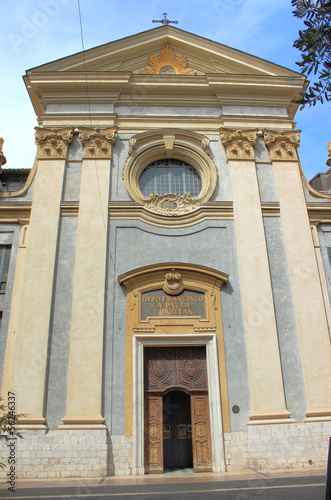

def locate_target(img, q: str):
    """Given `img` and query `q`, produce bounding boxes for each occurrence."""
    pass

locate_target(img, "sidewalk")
[0,466,326,490]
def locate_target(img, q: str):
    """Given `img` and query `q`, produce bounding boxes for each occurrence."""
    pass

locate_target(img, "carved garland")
[144,192,199,216]
[219,128,258,160]
[263,129,300,161]
[35,127,74,159]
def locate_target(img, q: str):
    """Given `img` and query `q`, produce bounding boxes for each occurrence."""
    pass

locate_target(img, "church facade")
[0,26,331,478]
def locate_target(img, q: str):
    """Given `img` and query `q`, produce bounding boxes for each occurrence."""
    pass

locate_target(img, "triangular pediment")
[27,26,300,78]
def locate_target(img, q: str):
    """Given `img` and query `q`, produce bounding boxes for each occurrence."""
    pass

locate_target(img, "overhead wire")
[77,0,108,237]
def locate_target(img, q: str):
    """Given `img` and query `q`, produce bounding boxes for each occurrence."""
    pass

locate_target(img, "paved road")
[0,474,327,500]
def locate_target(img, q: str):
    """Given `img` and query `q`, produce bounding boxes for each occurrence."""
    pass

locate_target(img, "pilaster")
[264,129,331,420]
[10,127,73,427]
[61,127,118,429]
[220,128,291,424]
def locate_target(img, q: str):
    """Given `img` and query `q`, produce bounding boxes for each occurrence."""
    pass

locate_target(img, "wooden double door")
[144,347,212,473]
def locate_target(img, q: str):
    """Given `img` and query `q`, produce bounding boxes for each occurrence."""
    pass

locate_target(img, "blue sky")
[1,0,330,181]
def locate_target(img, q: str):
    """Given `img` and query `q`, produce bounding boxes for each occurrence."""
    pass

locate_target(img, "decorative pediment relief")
[263,129,300,161]
[219,128,258,160]
[35,127,74,159]
[78,127,118,159]
[140,44,197,75]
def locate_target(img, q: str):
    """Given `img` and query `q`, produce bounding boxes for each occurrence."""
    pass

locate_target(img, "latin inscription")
[141,290,206,320]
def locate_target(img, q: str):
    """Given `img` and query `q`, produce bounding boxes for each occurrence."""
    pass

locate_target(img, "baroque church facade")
[0,26,331,478]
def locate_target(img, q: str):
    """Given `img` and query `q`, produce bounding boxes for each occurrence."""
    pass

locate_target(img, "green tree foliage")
[292,0,331,107]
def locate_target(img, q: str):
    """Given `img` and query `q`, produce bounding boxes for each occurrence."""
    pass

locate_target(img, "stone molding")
[35,127,74,159]
[122,129,217,214]
[78,127,118,159]
[140,44,197,75]
[263,129,300,161]
[0,138,7,166]
[219,128,258,160]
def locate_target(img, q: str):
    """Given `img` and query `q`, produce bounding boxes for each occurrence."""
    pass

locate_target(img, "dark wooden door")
[190,393,212,472]
[144,347,212,473]
[144,394,163,473]
[163,391,193,469]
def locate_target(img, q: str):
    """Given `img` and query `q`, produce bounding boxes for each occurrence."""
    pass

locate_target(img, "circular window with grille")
[122,129,217,217]
[139,159,202,198]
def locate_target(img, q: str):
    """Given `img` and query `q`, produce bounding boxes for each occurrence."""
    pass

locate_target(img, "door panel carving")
[145,347,207,393]
[144,395,163,473]
[190,394,212,472]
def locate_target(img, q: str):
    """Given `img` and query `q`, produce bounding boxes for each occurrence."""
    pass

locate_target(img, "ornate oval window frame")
[122,129,217,216]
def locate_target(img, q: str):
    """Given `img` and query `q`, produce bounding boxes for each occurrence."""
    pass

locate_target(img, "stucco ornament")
[326,141,331,167]
[144,192,199,216]
[35,127,74,158]
[219,128,258,160]
[78,127,118,159]
[140,44,197,75]
[263,129,300,161]
[0,138,7,167]
[163,269,184,295]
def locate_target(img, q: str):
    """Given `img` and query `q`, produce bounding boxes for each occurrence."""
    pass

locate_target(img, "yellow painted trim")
[0,203,31,223]
[119,263,229,436]
[307,203,331,224]
[299,161,331,200]
[122,129,218,209]
[109,202,233,227]
[0,155,37,199]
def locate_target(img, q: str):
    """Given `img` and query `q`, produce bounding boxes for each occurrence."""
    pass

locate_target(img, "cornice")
[25,71,304,120]
[0,202,32,223]
[261,203,280,217]
[108,201,233,228]
[118,260,229,287]
[307,203,331,224]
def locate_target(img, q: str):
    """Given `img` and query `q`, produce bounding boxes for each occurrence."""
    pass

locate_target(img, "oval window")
[139,159,202,198]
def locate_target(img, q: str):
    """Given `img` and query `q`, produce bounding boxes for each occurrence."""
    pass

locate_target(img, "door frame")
[132,333,225,475]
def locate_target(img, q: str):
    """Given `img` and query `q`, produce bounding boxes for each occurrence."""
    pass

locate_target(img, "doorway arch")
[118,262,229,475]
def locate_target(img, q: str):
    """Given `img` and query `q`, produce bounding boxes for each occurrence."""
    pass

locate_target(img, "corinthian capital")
[35,127,74,159]
[219,128,258,160]
[78,127,118,159]
[0,138,7,167]
[263,129,300,161]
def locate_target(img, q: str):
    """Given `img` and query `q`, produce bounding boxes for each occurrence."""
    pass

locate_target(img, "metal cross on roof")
[152,13,178,26]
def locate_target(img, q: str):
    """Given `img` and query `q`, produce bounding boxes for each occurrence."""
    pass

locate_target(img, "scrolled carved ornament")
[78,127,118,159]
[35,127,74,159]
[163,269,184,295]
[219,128,258,160]
[263,129,300,161]
[144,192,199,216]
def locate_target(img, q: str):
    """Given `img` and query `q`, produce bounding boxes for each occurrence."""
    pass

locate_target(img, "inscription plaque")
[141,289,206,320]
